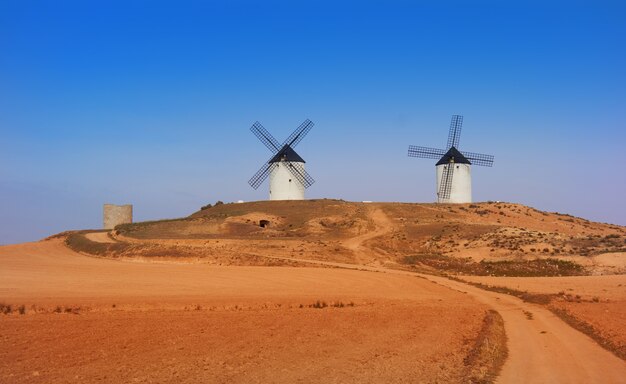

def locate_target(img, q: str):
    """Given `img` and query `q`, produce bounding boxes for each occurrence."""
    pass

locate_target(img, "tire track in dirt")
[342,207,394,264]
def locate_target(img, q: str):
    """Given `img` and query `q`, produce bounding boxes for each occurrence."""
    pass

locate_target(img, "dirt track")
[84,232,117,244]
[342,207,393,257]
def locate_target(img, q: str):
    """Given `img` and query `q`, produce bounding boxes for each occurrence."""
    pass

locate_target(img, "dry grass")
[402,254,585,277]
[0,303,12,314]
[65,231,132,256]
[64,232,311,267]
[118,199,367,240]
[463,309,508,383]
[549,306,626,360]
[454,279,554,305]
[61,200,623,277]
[460,279,626,361]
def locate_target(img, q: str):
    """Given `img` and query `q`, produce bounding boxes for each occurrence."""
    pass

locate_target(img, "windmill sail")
[446,115,463,150]
[408,114,494,204]
[248,119,315,193]
[248,160,277,190]
[251,122,281,153]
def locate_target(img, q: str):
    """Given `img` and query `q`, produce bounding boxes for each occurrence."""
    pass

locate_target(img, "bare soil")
[248,255,626,383]
[0,240,488,384]
[101,200,626,275]
[3,200,626,383]
[460,275,626,360]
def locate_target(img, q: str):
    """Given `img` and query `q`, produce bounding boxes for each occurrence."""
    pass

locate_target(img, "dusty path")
[428,275,626,383]
[342,207,394,263]
[84,232,117,243]
[260,255,626,383]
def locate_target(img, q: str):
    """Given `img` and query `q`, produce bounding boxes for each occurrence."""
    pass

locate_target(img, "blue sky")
[1,0,625,244]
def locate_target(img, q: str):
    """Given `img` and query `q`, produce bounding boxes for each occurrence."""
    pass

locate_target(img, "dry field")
[2,200,626,383]
[0,240,493,384]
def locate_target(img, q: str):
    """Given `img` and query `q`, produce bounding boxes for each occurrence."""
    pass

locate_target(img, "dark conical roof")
[268,144,305,164]
[436,146,471,166]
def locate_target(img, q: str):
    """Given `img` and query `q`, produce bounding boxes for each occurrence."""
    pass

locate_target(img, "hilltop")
[4,199,626,383]
[66,199,626,276]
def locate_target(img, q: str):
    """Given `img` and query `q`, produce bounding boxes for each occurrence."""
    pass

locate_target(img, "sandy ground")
[0,240,486,384]
[460,275,626,301]
[256,250,626,383]
[110,200,626,273]
[1,240,448,306]
[84,232,117,244]
[460,274,626,360]
[2,203,626,383]
[428,275,626,383]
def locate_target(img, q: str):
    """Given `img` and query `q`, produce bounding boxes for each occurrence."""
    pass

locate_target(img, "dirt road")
[342,208,393,252]
[341,206,395,265]
[429,275,626,383]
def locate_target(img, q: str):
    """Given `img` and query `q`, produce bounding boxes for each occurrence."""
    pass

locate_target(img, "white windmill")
[248,120,315,200]
[408,115,494,203]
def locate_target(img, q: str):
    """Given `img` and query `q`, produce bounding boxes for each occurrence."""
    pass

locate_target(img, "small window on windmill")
[259,220,271,228]
[289,179,292,182]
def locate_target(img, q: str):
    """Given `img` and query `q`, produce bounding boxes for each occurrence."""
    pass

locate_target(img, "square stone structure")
[103,204,133,229]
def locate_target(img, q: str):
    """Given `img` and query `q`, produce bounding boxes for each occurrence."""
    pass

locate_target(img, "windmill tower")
[408,115,494,203]
[248,119,315,200]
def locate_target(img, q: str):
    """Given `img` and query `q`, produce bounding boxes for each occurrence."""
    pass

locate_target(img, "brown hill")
[5,201,626,382]
[67,199,626,276]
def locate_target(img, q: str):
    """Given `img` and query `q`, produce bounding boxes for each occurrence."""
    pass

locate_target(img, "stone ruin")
[103,204,133,229]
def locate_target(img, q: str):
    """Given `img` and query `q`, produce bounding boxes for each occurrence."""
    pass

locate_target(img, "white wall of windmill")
[269,162,305,200]
[435,163,472,203]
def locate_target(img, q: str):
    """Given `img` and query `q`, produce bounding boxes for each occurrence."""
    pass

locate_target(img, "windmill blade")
[251,121,281,153]
[408,145,446,159]
[446,115,463,149]
[461,151,494,167]
[283,119,314,148]
[248,161,277,190]
[284,161,315,189]
[438,164,455,202]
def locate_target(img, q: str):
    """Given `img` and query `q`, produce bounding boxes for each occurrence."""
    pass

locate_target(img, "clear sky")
[1,0,625,244]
